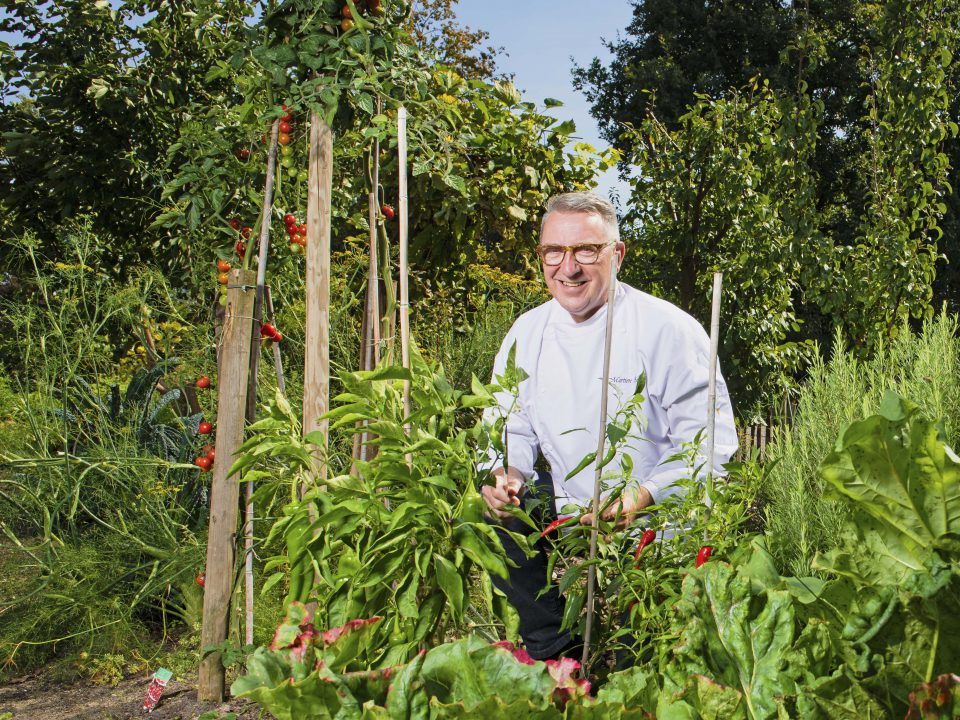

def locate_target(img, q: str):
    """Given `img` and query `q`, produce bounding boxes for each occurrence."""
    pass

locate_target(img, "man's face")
[540,211,626,323]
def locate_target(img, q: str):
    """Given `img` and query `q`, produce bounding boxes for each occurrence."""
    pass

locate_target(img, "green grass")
[762,311,960,576]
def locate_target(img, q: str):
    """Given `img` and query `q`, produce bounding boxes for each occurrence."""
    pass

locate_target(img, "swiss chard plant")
[608,392,960,719]
[233,602,646,720]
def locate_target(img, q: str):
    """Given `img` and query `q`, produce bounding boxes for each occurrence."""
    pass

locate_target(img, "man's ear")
[616,242,627,267]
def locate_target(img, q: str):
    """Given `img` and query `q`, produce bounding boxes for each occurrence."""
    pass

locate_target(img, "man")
[480,191,738,661]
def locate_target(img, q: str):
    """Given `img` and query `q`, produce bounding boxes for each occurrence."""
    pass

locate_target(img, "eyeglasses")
[535,242,613,267]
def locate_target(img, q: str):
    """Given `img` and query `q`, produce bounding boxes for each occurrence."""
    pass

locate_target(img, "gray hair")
[541,191,620,244]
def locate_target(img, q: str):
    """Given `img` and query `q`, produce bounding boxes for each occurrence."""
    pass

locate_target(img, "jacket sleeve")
[638,319,738,503]
[478,330,540,481]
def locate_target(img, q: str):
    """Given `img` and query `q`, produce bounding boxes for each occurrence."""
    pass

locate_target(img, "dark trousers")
[490,470,576,660]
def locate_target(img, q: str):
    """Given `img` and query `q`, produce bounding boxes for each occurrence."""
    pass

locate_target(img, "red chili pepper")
[539,515,574,539]
[695,545,713,568]
[633,529,657,563]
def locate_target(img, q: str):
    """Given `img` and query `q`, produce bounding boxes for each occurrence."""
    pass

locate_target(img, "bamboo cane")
[703,272,723,533]
[265,286,286,396]
[398,107,411,429]
[579,248,620,678]
[240,117,280,647]
[359,130,382,464]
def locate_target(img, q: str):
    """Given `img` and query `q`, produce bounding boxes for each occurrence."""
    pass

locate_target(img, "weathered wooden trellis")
[197,105,411,700]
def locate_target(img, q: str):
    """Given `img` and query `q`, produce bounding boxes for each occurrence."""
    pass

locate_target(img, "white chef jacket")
[482,282,738,514]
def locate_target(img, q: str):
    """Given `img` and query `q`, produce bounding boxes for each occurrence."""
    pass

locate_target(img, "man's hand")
[482,466,525,521]
[579,484,653,529]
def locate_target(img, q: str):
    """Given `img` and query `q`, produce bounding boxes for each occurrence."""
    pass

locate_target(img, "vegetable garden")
[1,0,960,718]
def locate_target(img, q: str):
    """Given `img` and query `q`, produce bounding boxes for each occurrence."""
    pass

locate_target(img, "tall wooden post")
[198,267,256,701]
[303,111,332,482]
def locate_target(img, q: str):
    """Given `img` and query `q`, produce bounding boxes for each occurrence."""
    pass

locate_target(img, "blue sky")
[455,1,635,205]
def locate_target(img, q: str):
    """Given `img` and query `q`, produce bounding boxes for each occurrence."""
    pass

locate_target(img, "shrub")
[762,311,960,576]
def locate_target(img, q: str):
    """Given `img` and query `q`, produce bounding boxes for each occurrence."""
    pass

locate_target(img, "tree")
[576,0,959,408]
[620,83,822,408]
[408,0,505,80]
[0,0,255,270]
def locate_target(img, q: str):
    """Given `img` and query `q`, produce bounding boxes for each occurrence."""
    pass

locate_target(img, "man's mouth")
[559,280,585,287]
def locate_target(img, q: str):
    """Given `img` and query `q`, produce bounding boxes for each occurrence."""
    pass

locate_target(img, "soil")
[0,671,266,720]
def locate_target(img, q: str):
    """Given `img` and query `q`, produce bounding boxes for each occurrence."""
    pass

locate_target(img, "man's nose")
[559,249,581,275]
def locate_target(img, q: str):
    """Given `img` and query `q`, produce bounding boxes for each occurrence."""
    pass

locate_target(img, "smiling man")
[480,191,738,661]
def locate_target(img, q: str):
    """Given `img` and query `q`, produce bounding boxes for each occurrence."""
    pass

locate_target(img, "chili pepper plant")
[538,377,765,674]
[231,343,536,668]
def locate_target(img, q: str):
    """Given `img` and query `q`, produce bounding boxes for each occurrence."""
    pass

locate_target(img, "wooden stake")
[398,107,411,426]
[198,267,256,702]
[303,112,332,483]
[580,250,619,678]
[704,272,723,530]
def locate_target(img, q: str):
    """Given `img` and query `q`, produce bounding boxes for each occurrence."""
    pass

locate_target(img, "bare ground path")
[0,671,264,720]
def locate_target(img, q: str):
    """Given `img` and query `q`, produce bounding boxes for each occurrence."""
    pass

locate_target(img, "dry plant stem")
[199,268,256,702]
[580,256,619,678]
[303,111,332,487]
[398,107,411,441]
[703,272,723,537]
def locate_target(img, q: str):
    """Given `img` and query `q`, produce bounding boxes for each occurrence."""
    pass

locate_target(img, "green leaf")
[434,554,465,618]
[820,392,960,548]
[442,174,467,195]
[665,563,796,720]
[506,205,527,221]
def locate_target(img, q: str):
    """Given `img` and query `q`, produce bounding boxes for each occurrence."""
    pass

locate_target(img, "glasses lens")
[540,248,565,266]
[573,245,602,264]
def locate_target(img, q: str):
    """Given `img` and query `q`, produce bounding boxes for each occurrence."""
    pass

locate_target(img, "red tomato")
[298,224,307,235]
[216,259,231,273]
[279,121,292,134]
[241,226,253,239]
[195,456,212,471]
[235,241,246,257]
[228,218,241,230]
[382,204,395,220]
[283,213,296,225]
[198,421,213,435]
[196,574,205,587]
[196,376,211,389]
